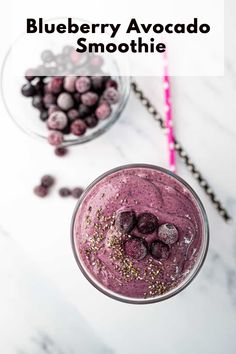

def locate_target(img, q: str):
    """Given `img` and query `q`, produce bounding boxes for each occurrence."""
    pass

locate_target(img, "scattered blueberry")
[70,119,87,136]
[81,92,99,106]
[41,175,55,188]
[137,212,158,234]
[158,223,179,245]
[54,146,68,157]
[57,92,74,111]
[115,210,137,234]
[150,240,170,261]
[124,236,148,260]
[59,187,71,197]
[71,187,84,199]
[34,185,48,198]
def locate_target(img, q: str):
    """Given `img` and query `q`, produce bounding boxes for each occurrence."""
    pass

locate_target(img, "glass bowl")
[1,18,130,146]
[71,164,209,304]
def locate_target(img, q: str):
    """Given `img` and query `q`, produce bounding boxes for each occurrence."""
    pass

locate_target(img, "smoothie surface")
[73,166,204,299]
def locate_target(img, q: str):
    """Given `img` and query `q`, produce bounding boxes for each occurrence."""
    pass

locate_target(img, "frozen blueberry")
[81,92,99,107]
[41,175,55,188]
[55,54,66,66]
[25,68,37,82]
[158,223,179,245]
[48,131,64,146]
[103,87,120,104]
[84,115,98,128]
[54,147,68,157]
[57,92,74,111]
[64,76,77,93]
[40,110,48,122]
[46,66,57,76]
[150,240,170,261]
[34,80,44,94]
[21,83,36,97]
[41,50,55,63]
[124,236,148,261]
[75,77,91,93]
[78,104,91,118]
[91,76,104,92]
[89,55,104,68]
[137,212,158,234]
[48,105,60,115]
[61,124,71,135]
[115,210,137,234]
[70,51,82,65]
[43,93,56,109]
[62,45,74,56]
[95,102,111,120]
[47,111,68,130]
[34,185,48,198]
[73,92,81,103]
[59,187,71,197]
[36,65,46,76]
[67,109,79,121]
[49,77,63,94]
[106,79,118,90]
[32,95,44,110]
[71,187,84,199]
[70,119,87,136]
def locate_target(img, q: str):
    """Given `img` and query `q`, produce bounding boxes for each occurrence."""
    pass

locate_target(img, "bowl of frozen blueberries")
[1,21,130,149]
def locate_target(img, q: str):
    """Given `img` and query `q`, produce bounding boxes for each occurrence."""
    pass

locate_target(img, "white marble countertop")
[0,2,236,354]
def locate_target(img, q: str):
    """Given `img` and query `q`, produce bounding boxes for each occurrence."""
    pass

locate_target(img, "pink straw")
[163,51,176,173]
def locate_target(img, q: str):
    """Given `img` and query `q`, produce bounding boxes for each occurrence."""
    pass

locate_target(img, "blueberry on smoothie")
[124,236,148,261]
[158,223,179,245]
[137,212,158,234]
[115,210,137,234]
[150,240,170,261]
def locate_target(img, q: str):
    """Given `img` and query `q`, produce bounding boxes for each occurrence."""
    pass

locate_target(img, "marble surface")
[0,2,236,354]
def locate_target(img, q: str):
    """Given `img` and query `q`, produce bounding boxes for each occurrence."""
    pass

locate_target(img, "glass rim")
[71,163,209,304]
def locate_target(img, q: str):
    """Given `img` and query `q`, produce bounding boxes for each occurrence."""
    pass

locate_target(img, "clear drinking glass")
[71,164,209,304]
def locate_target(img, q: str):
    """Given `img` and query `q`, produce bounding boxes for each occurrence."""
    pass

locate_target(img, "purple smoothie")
[72,165,208,300]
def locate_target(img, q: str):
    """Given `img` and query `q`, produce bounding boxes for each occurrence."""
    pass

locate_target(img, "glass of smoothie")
[71,164,209,304]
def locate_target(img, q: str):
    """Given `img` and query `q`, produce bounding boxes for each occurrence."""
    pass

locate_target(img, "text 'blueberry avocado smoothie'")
[72,165,208,301]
